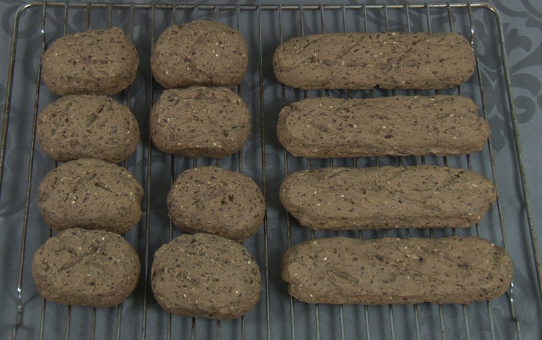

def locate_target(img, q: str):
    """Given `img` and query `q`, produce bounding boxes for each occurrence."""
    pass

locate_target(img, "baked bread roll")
[38,159,144,234]
[42,27,138,96]
[32,228,140,307]
[273,32,475,89]
[37,95,139,163]
[152,234,261,319]
[277,95,488,158]
[150,87,250,158]
[151,20,248,88]
[280,166,496,230]
[167,166,265,241]
[282,236,512,305]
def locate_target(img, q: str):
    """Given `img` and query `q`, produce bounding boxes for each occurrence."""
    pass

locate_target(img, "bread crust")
[32,228,140,307]
[273,32,475,89]
[150,87,250,158]
[152,234,261,319]
[277,95,488,158]
[280,166,496,230]
[281,236,512,305]
[38,159,144,234]
[151,21,248,88]
[42,27,138,95]
[37,95,139,163]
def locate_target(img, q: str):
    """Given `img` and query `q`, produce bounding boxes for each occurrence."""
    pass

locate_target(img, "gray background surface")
[0,1,540,340]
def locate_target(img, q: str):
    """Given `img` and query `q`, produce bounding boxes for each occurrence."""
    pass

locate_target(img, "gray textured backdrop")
[0,1,541,340]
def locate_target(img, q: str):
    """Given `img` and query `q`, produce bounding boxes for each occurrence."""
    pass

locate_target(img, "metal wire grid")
[280,4,531,340]
[0,2,540,340]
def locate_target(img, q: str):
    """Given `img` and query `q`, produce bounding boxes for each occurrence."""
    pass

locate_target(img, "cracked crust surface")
[37,95,140,163]
[281,236,512,305]
[167,166,265,241]
[280,166,497,230]
[32,228,141,307]
[42,27,138,96]
[38,158,144,234]
[277,95,488,157]
[150,87,250,158]
[151,20,248,88]
[273,32,475,89]
[151,233,261,319]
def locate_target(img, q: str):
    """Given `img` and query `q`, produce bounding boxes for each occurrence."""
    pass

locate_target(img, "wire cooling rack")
[0,2,541,340]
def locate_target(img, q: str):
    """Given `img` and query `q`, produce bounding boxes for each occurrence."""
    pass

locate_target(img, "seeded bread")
[281,236,512,305]
[37,95,140,163]
[151,20,248,88]
[150,87,250,158]
[280,166,496,230]
[32,228,141,307]
[167,166,265,241]
[273,32,475,89]
[38,159,144,234]
[42,27,138,96]
[277,95,488,158]
[151,233,261,319]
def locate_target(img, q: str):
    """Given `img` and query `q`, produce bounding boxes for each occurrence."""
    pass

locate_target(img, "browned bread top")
[150,87,250,158]
[151,20,248,88]
[32,228,141,307]
[37,95,140,163]
[167,166,265,241]
[280,166,496,230]
[282,236,512,305]
[277,95,488,158]
[273,32,475,89]
[38,158,144,234]
[42,27,138,96]
[152,233,261,319]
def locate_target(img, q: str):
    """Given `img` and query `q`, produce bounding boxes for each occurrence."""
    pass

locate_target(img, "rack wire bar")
[278,4,298,340]
[141,4,156,340]
[257,6,272,340]
[117,3,136,340]
[319,8,345,339]
[9,2,47,340]
[474,27,523,340]
[234,6,248,340]
[493,5,542,307]
[0,2,539,340]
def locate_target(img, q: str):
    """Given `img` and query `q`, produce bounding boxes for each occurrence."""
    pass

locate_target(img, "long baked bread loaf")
[273,32,474,90]
[277,95,488,158]
[281,236,512,305]
[280,166,496,230]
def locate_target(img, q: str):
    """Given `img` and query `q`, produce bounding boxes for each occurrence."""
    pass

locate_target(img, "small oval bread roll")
[280,166,496,230]
[167,166,265,241]
[281,236,512,305]
[150,87,250,158]
[273,32,474,90]
[37,95,140,163]
[32,228,141,307]
[38,159,144,234]
[151,20,248,88]
[42,27,138,96]
[152,233,261,319]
